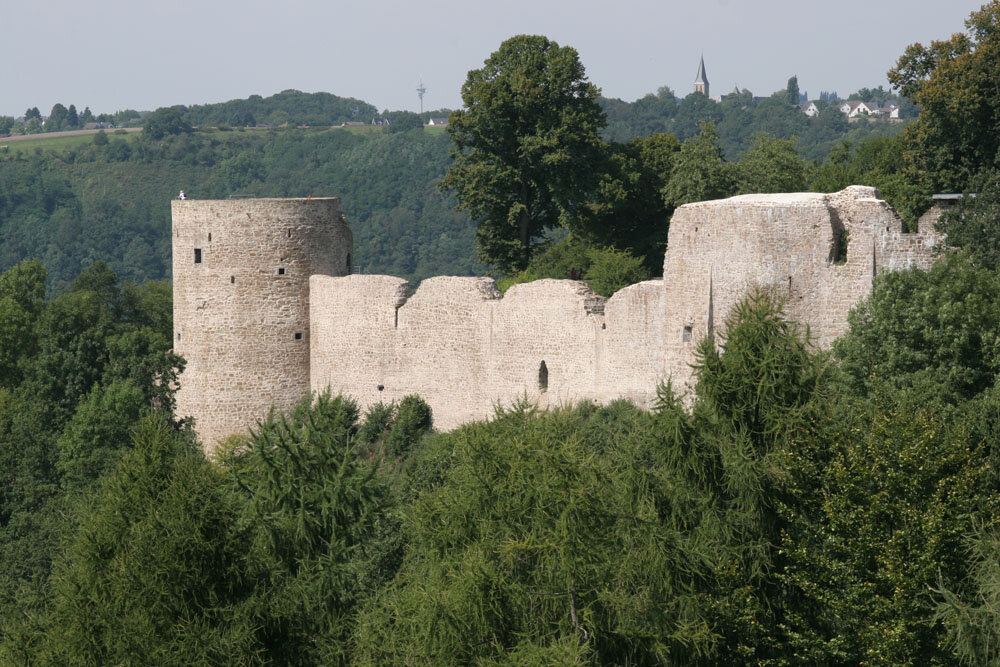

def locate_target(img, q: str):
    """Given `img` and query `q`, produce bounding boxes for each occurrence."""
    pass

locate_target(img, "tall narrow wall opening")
[829,209,848,265]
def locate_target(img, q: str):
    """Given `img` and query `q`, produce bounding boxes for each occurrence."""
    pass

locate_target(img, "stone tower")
[171,198,352,449]
[694,55,709,97]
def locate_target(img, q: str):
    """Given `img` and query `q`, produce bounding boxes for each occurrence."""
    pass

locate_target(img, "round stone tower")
[171,198,352,450]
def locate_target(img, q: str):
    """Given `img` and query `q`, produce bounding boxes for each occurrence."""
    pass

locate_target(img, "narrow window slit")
[230,276,235,284]
[194,248,202,264]
[682,326,693,342]
[538,361,548,392]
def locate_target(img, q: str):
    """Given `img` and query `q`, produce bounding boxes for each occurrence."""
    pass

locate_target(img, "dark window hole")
[278,267,285,275]
[682,326,693,342]
[230,276,235,284]
[294,332,303,340]
[194,248,202,264]
[538,361,548,392]
[208,232,212,242]
[377,384,384,392]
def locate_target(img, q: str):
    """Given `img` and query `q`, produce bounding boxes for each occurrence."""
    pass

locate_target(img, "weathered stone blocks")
[173,188,941,450]
[172,198,351,448]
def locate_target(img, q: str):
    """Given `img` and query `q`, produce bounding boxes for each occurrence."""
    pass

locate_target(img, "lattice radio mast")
[416,78,427,114]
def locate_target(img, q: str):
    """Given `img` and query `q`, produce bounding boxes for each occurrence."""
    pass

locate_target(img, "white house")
[876,104,900,119]
[839,101,874,117]
[799,101,820,117]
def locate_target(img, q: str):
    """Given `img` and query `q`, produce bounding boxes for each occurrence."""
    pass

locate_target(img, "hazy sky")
[1,0,984,117]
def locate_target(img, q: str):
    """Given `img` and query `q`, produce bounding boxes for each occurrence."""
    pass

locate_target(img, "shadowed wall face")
[172,198,352,449]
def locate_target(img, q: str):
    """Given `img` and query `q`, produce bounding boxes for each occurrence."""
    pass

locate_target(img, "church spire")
[694,55,709,98]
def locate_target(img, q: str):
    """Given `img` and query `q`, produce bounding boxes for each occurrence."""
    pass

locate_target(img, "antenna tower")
[416,78,426,114]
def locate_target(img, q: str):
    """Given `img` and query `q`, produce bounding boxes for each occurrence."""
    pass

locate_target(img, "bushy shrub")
[385,394,433,457]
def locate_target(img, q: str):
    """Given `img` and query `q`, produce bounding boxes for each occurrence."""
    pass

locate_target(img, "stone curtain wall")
[172,198,352,448]
[310,276,667,430]
[172,187,939,447]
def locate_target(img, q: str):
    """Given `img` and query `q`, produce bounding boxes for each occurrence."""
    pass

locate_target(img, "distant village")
[693,56,908,120]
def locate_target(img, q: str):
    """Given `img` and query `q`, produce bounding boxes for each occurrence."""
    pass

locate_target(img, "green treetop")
[889,1,1000,191]
[440,35,608,273]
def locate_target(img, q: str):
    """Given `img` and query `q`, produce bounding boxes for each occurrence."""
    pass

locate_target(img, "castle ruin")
[172,186,942,450]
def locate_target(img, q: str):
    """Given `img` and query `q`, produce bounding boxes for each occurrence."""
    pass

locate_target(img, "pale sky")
[1,0,983,117]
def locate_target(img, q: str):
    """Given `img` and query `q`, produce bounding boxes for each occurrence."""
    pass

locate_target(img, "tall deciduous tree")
[734,134,807,194]
[584,132,680,272]
[936,169,1000,269]
[45,104,68,132]
[833,251,1000,406]
[889,1,1000,191]
[142,106,192,140]
[664,121,734,206]
[440,35,607,273]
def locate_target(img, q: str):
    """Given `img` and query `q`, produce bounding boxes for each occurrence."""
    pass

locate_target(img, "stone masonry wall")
[172,198,352,449]
[660,186,940,390]
[310,276,667,430]
[174,187,941,447]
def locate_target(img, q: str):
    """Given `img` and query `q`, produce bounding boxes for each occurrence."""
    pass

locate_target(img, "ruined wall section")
[659,186,939,391]
[173,186,942,446]
[823,188,939,341]
[310,277,668,430]
[173,198,352,449]
[392,277,501,427]
[661,192,834,389]
[589,280,666,405]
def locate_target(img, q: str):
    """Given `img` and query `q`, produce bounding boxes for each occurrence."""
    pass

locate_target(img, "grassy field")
[1,130,138,155]
[1,123,444,156]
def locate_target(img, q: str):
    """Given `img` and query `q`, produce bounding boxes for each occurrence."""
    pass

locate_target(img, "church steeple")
[694,55,709,98]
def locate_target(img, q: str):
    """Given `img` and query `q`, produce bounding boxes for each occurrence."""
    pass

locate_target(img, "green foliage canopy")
[889,1,1000,191]
[441,35,608,273]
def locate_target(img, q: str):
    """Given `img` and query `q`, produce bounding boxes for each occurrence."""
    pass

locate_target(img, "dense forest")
[0,110,913,291]
[0,64,915,290]
[4,254,1000,663]
[0,127,482,291]
[4,1,1000,662]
